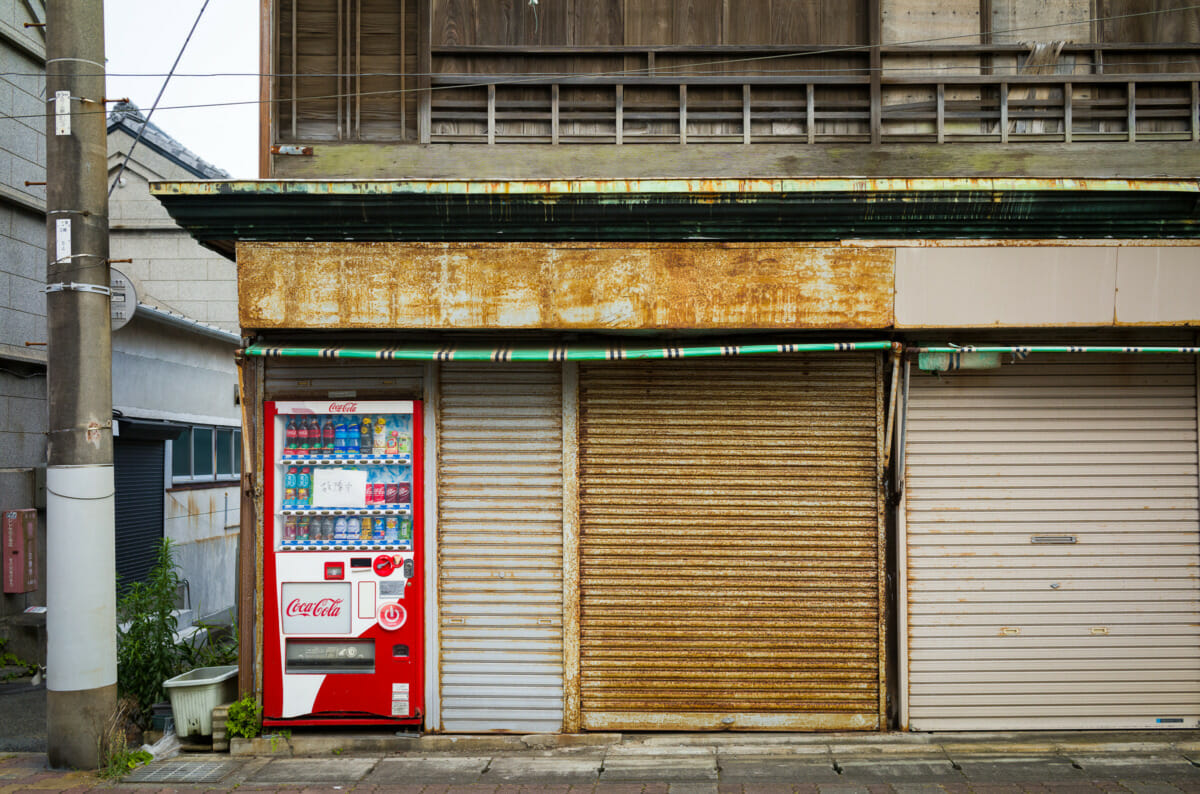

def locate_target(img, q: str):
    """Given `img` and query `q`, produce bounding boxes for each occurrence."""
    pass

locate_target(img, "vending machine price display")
[276,409,415,551]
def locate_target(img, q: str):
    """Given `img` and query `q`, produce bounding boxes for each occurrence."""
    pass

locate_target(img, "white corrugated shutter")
[438,364,564,732]
[904,354,1200,731]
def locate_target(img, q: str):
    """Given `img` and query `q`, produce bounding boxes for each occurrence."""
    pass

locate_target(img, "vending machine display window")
[276,410,415,551]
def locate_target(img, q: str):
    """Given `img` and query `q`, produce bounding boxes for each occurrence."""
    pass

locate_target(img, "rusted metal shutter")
[578,355,885,731]
[438,364,564,732]
[904,354,1200,730]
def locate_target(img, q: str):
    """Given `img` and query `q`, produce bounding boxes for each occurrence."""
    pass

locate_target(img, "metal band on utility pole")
[44,0,116,771]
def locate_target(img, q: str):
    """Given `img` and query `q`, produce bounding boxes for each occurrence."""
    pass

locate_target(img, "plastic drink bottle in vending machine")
[284,466,298,507]
[284,516,297,541]
[297,516,310,541]
[334,418,349,452]
[334,516,348,541]
[322,418,335,454]
[359,417,373,454]
[298,467,311,506]
[307,416,320,450]
[360,517,373,540]
[373,417,387,454]
[285,418,298,454]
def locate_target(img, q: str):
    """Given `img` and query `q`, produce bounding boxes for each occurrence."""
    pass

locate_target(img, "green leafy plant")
[177,617,239,670]
[0,638,39,681]
[267,730,291,753]
[116,540,184,721]
[226,694,262,739]
[99,746,153,779]
[98,699,151,779]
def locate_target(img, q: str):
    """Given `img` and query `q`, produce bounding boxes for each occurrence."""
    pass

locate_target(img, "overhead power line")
[108,0,211,196]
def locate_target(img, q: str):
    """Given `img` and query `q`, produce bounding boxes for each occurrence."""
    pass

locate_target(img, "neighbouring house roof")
[108,101,230,181]
[150,177,1200,260]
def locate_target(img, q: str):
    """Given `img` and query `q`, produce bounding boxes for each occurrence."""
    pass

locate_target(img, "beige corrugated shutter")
[578,355,885,731]
[905,354,1200,731]
[438,364,564,732]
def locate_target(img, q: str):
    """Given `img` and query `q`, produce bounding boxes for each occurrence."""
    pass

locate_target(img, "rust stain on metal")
[236,242,894,330]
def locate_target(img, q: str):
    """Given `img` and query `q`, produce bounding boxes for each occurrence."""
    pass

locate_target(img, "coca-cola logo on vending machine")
[285,598,344,618]
[328,401,359,413]
[281,583,352,634]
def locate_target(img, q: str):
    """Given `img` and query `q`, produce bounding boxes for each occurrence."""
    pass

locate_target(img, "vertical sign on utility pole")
[44,0,117,771]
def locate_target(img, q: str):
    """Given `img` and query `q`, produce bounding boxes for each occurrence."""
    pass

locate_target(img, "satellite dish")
[110,268,137,331]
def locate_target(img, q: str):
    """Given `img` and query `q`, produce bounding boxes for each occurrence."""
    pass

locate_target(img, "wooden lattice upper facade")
[261,0,1200,177]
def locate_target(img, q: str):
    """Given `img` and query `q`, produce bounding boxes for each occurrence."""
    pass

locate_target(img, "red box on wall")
[3,509,38,593]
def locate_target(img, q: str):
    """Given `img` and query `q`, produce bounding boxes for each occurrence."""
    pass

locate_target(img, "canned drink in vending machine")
[384,517,399,543]
[283,516,297,541]
[360,517,373,540]
[384,483,400,504]
[400,516,413,542]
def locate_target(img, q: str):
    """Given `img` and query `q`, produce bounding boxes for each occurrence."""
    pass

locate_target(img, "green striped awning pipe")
[243,341,896,361]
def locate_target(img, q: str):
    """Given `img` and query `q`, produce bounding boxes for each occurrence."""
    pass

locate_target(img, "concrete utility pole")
[44,0,117,770]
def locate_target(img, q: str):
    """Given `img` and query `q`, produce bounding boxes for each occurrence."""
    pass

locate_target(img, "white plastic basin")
[162,665,238,737]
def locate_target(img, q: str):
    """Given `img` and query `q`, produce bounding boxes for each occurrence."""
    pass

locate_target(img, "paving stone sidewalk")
[2,732,1199,793]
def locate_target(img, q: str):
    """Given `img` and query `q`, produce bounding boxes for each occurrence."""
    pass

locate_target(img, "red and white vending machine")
[263,400,423,727]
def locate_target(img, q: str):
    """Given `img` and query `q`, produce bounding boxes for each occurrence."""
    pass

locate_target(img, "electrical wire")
[107,0,211,198]
[0,3,1197,124]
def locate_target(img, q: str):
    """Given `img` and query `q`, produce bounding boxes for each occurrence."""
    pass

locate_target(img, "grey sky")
[104,0,258,178]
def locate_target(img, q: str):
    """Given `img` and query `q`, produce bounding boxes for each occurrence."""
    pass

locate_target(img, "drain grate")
[125,759,238,784]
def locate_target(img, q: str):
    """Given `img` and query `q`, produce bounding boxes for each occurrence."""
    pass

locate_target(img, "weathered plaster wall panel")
[1114,247,1200,325]
[237,242,895,330]
[894,247,1120,327]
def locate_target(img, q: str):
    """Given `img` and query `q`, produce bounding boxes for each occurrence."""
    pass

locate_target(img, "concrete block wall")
[1,1,49,632]
[108,134,239,333]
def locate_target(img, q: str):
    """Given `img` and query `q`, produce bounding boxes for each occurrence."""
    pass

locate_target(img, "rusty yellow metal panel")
[236,242,894,330]
[578,356,885,731]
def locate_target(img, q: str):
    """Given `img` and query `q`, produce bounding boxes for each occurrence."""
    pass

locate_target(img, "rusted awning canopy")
[150,178,1200,258]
